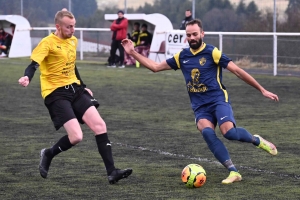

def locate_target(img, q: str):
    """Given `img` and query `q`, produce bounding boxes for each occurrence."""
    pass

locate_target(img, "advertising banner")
[165,30,189,59]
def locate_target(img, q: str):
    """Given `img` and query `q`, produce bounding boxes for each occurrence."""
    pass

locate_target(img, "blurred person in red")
[107,10,128,68]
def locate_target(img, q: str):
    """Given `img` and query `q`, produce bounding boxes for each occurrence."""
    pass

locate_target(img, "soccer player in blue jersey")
[121,19,279,184]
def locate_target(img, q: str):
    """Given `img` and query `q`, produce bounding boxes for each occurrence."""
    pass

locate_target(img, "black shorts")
[44,83,100,130]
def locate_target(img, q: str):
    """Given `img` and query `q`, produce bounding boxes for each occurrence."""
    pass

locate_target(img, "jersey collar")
[190,42,206,55]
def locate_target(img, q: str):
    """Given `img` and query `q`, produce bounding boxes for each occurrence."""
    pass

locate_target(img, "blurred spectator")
[124,22,140,66]
[125,23,152,67]
[126,24,152,67]
[127,22,140,46]
[10,23,15,36]
[0,28,13,57]
[107,10,128,68]
[137,23,152,48]
[179,9,193,30]
[135,24,152,67]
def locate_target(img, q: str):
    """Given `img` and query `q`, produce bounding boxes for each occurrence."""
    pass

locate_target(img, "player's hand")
[121,39,134,54]
[18,76,30,87]
[85,88,93,96]
[262,90,279,102]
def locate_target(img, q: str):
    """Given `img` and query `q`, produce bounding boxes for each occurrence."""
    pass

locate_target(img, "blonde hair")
[54,10,74,24]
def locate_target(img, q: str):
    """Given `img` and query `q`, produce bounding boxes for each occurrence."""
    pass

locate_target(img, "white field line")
[78,66,300,77]
[3,62,298,178]
[114,142,300,180]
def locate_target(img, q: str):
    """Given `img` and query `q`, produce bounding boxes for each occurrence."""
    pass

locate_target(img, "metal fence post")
[273,34,277,76]
[80,30,83,60]
[219,33,223,52]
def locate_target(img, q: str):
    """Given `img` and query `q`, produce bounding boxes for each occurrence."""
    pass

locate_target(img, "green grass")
[0,58,300,200]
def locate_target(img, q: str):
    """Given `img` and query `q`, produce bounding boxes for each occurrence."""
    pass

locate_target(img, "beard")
[62,32,73,39]
[59,29,73,39]
[188,38,203,50]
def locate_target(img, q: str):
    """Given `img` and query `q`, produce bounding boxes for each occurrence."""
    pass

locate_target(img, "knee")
[224,127,239,140]
[92,120,107,134]
[69,133,83,145]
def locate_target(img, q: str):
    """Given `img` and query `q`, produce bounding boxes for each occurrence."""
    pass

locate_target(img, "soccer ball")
[181,164,206,188]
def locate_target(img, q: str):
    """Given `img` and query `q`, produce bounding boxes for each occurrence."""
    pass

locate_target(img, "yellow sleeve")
[212,47,221,65]
[31,39,50,65]
[173,51,181,69]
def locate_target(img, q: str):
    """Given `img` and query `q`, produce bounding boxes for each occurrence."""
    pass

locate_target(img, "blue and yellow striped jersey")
[166,43,232,111]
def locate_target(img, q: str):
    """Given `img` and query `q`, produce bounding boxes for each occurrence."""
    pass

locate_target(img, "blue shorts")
[194,102,236,127]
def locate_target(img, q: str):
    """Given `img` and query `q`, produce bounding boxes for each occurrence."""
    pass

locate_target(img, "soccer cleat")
[254,135,278,155]
[108,168,133,184]
[118,65,125,68]
[107,63,116,68]
[222,171,242,184]
[39,148,53,178]
[0,52,7,57]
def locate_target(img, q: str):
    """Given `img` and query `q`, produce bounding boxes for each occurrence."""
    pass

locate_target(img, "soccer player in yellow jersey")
[18,10,132,184]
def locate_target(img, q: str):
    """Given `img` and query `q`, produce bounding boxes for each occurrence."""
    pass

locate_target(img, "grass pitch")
[0,58,300,200]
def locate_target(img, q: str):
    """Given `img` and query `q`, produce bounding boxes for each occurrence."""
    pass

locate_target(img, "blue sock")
[202,127,238,172]
[224,127,260,146]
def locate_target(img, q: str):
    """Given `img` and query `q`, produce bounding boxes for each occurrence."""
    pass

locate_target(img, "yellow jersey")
[31,33,80,99]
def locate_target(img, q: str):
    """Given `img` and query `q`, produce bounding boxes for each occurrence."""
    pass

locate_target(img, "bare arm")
[122,39,171,72]
[226,61,279,101]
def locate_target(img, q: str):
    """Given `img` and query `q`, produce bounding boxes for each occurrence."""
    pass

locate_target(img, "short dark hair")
[141,23,147,28]
[134,22,140,27]
[0,28,4,36]
[118,10,124,14]
[186,19,203,30]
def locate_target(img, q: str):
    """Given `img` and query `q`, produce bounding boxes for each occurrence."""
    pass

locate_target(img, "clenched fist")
[18,76,30,87]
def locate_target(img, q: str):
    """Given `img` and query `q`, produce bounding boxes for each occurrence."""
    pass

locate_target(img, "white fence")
[165,30,300,76]
[211,31,300,76]
[30,27,111,60]
[30,27,300,76]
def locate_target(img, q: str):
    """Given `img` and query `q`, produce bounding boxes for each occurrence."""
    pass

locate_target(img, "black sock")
[95,133,115,175]
[46,135,73,159]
